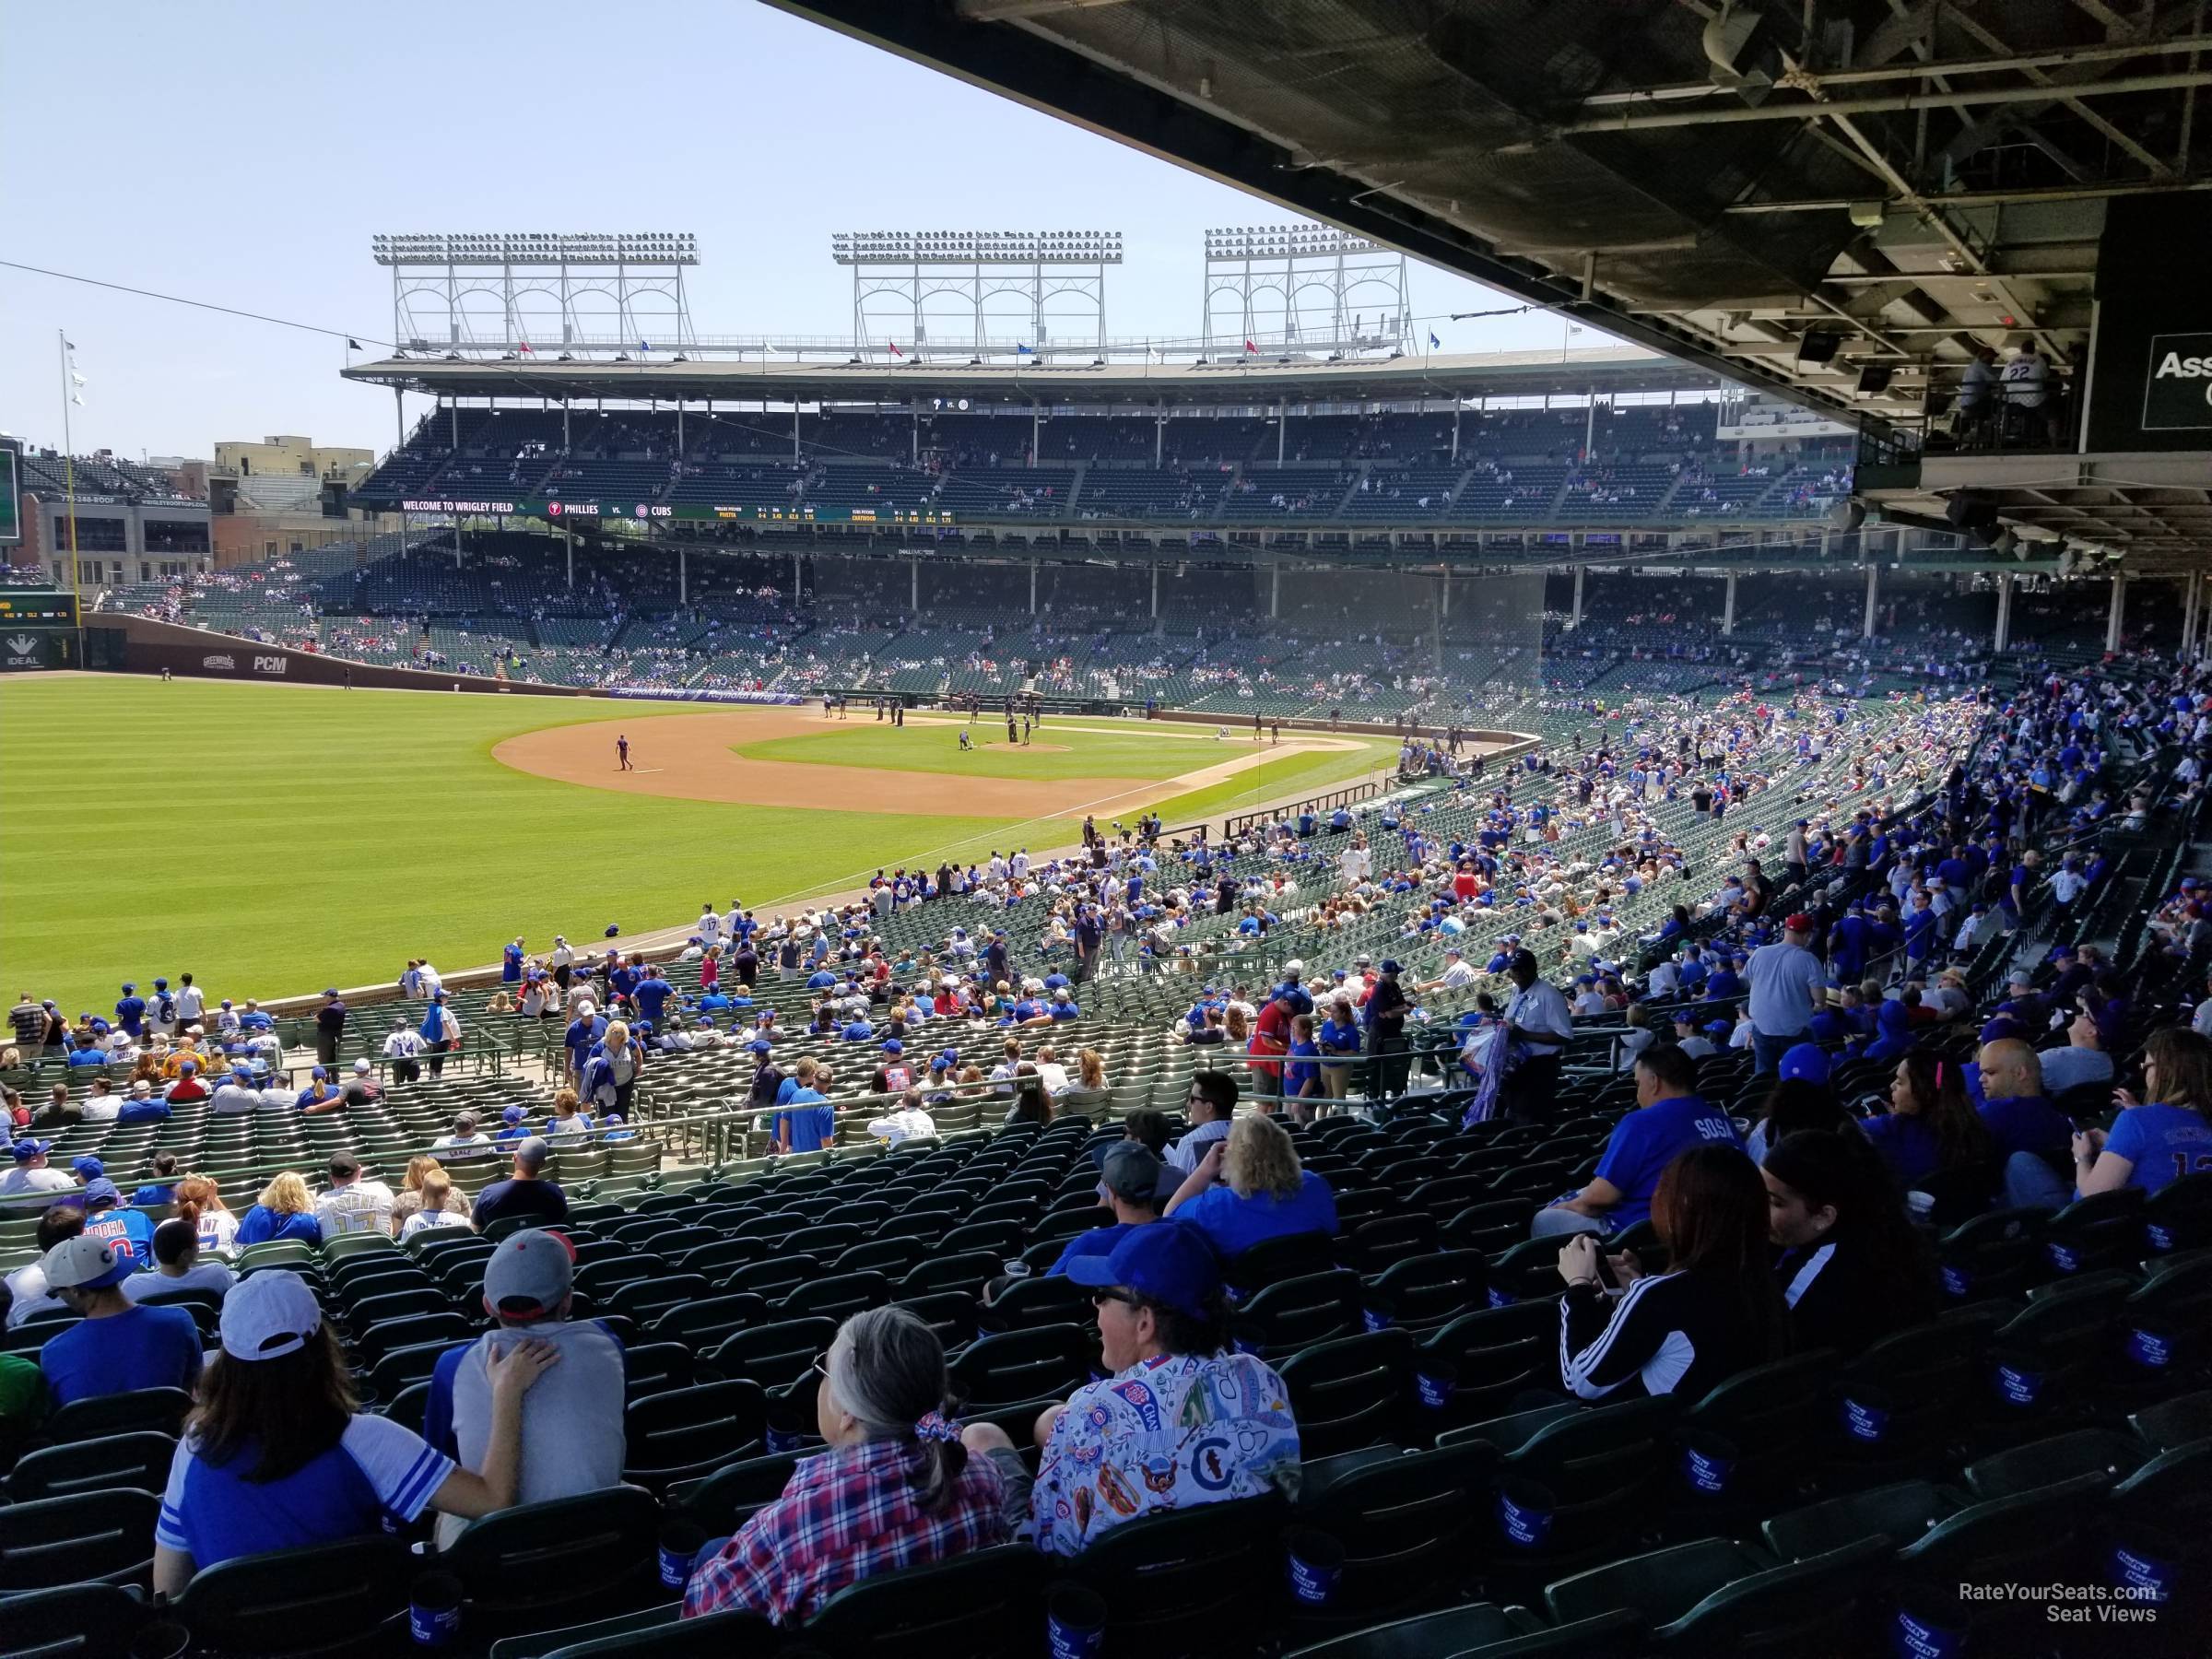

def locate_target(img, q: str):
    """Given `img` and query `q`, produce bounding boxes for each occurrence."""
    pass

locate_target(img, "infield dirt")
[492,708,1367,821]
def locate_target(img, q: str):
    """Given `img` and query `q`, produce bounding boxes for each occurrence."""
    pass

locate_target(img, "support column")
[394,386,405,450]
[562,401,571,453]
[1030,404,1040,467]
[2184,572,2200,660]
[563,524,573,591]
[1723,571,1737,636]
[678,547,688,606]
[1270,564,1279,618]
[1150,560,1159,619]
[1277,402,1286,464]
[1994,571,2013,653]
[450,399,459,447]
[792,404,801,462]
[1432,572,1443,670]
[1863,563,1879,640]
[676,400,684,457]
[1571,565,1584,629]
[1155,403,1163,465]
[912,555,920,614]
[793,550,801,606]
[1030,559,1038,616]
[1451,405,1461,461]
[912,407,919,465]
[1583,387,1597,459]
[1440,566,1451,618]
[2107,571,2128,653]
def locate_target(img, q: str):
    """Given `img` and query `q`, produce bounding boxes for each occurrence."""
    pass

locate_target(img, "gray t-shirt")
[434,1318,626,1546]
[1745,941,1826,1038]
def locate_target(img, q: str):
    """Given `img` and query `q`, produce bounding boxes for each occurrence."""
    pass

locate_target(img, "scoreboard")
[0,590,79,628]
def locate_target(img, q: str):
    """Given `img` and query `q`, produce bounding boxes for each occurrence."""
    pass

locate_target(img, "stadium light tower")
[1200,222,1410,358]
[829,230,1123,362]
[371,232,700,356]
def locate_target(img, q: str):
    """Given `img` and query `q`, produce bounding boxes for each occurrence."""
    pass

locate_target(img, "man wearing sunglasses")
[959,1223,1300,1556]
[1163,1071,1237,1175]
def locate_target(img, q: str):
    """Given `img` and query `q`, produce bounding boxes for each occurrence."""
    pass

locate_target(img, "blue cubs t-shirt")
[2105,1103,2212,1194]
[1592,1094,1745,1230]
[1174,1173,1338,1257]
[1861,1112,1943,1188]
[40,1303,203,1406]
[81,1209,155,1269]
[633,977,673,1024]
[1978,1095,2070,1160]
[158,1414,453,1571]
[775,1090,835,1152]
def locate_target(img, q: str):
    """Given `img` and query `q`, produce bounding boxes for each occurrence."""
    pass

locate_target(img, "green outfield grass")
[735,721,1238,780]
[0,679,1006,1016]
[0,679,1391,1014]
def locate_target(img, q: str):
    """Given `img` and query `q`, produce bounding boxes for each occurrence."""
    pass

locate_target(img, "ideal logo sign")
[3,633,42,670]
[2143,332,2212,430]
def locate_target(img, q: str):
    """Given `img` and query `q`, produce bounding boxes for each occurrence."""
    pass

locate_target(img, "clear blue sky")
[0,0,1585,462]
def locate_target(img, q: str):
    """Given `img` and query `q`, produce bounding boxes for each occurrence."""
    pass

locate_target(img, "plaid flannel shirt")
[681,1436,1007,1625]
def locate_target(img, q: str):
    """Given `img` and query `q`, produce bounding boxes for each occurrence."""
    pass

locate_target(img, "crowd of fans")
[6,612,2210,1643]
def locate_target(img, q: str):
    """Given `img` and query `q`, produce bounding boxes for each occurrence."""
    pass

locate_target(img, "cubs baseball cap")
[1064,1220,1220,1321]
[748,1039,773,1054]
[1100,1143,1167,1204]
[70,1156,104,1182]
[41,1234,135,1294]
[1379,959,1403,974]
[11,1138,52,1162]
[220,1268,324,1361]
[882,1039,904,1054]
[502,1105,526,1126]
[82,1179,122,1206]
[1778,1044,1831,1086]
[482,1229,577,1321]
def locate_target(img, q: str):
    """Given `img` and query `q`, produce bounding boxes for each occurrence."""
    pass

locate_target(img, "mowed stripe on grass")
[0,678,1011,1014]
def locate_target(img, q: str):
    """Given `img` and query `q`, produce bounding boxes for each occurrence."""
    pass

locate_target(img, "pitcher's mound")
[982,741,1070,753]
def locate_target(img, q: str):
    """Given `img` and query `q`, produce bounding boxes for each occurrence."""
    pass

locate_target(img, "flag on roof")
[638,339,651,353]
[517,340,533,354]
[1016,343,1033,356]
[347,338,362,350]
[888,341,903,358]
[1243,339,1256,354]
[1429,331,1441,349]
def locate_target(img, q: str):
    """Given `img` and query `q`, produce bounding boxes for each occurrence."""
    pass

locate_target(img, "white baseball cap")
[219,1268,324,1361]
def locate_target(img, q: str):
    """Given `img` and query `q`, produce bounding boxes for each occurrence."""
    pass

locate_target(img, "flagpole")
[58,329,83,662]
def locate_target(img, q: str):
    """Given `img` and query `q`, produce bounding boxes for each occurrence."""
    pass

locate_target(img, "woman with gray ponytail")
[681,1306,1008,1624]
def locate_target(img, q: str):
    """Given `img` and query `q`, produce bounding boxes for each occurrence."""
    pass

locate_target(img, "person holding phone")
[1557,1144,1787,1402]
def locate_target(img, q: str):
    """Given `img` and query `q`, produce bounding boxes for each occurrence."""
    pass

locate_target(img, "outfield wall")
[86,614,591,696]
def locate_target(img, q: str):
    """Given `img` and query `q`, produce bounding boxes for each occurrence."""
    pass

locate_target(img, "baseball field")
[0,675,1396,1014]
